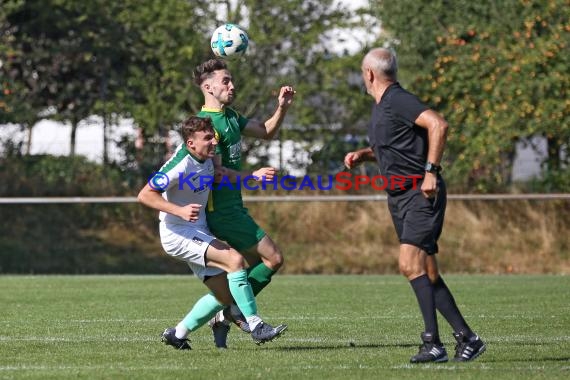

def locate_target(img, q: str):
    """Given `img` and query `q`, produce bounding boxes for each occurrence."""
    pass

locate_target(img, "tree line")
[1,0,568,192]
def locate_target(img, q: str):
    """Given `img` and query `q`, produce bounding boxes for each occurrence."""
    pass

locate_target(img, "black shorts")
[387,177,447,255]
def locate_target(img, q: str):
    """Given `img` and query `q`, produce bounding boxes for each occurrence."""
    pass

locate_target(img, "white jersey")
[153,143,214,227]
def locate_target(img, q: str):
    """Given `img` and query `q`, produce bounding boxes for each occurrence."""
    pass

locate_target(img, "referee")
[344,48,486,363]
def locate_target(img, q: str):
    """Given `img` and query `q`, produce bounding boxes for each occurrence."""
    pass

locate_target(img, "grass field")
[0,275,569,379]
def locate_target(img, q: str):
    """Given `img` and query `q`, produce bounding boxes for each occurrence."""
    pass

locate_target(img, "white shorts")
[159,222,224,280]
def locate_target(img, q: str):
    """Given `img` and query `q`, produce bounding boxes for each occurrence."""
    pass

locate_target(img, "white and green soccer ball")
[210,23,249,58]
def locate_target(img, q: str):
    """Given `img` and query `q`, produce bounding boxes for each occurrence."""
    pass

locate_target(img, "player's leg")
[206,239,287,344]
[206,209,286,346]
[158,224,231,350]
[207,208,282,296]
[164,273,229,349]
[206,239,281,346]
[243,234,283,295]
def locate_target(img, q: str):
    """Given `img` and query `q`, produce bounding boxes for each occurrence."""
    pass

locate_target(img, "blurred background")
[0,0,568,274]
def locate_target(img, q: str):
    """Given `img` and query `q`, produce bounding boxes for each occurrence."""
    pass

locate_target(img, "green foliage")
[207,0,373,172]
[0,154,173,274]
[373,0,569,192]
[525,166,570,192]
[0,154,129,196]
[1,1,117,118]
[2,1,568,191]
[113,0,214,134]
[1,0,375,178]
[426,0,569,191]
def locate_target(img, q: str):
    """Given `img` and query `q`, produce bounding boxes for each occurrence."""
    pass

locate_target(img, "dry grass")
[246,199,570,274]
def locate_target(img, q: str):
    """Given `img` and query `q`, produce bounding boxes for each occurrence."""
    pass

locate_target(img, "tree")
[372,0,569,191]
[423,0,569,191]
[204,0,375,174]
[1,0,47,153]
[2,0,377,177]
[1,0,209,164]
[110,0,214,171]
[0,0,130,156]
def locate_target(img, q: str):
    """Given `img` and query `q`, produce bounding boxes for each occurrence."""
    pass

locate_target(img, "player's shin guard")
[181,294,225,331]
[227,269,257,317]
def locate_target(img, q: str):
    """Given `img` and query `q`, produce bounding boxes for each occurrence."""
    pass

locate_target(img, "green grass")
[0,275,569,379]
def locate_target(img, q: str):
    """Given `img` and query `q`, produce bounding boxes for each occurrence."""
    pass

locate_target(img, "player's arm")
[212,155,277,183]
[137,184,201,222]
[242,86,296,140]
[414,109,449,197]
[344,147,376,169]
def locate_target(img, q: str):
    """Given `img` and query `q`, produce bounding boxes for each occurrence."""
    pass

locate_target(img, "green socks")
[179,265,273,336]
[181,293,224,332]
[247,262,276,296]
[227,269,257,317]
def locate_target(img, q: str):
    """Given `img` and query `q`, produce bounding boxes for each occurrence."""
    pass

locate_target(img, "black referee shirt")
[368,82,430,195]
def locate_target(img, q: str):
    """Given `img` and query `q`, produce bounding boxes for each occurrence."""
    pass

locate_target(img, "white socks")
[175,321,189,339]
[246,315,262,331]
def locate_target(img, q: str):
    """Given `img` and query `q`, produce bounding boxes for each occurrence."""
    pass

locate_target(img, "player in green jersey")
[194,59,296,348]
[137,116,287,350]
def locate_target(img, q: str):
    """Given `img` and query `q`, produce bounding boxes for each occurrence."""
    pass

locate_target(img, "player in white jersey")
[137,116,287,349]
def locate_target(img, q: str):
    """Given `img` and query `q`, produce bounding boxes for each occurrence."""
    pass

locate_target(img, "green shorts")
[206,206,266,251]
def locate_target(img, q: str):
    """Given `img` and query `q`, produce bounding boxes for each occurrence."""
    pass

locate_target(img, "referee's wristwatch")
[425,161,442,174]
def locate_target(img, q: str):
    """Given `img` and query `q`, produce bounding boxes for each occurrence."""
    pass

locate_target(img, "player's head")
[193,59,227,86]
[193,59,235,105]
[361,48,397,95]
[180,116,218,159]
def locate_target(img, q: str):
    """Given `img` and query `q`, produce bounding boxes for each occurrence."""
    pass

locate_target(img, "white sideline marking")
[12,314,560,324]
[2,335,567,344]
[392,364,492,371]
[60,318,170,323]
[0,365,200,371]
[0,336,156,342]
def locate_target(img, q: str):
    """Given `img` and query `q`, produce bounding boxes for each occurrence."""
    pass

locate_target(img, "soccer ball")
[210,23,249,58]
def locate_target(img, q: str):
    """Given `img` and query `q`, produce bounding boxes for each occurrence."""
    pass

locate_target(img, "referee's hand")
[343,152,359,169]
[421,172,438,199]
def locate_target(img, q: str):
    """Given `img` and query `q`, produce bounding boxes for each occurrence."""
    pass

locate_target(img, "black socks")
[410,274,440,342]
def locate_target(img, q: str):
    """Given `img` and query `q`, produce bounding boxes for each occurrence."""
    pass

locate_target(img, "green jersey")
[198,106,266,250]
[198,106,249,211]
[198,106,248,171]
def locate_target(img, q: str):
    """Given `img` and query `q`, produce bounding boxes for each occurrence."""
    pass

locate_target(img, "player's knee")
[271,251,284,269]
[225,250,247,272]
[398,261,411,277]
[264,248,283,270]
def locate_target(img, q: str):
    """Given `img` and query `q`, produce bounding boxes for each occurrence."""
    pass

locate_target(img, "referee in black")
[344,48,486,363]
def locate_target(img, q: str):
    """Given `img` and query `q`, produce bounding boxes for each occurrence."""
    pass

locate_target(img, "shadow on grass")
[483,356,570,363]
[276,342,418,351]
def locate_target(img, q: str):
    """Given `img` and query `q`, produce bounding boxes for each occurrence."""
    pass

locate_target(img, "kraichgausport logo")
[148,172,170,191]
[148,172,425,192]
